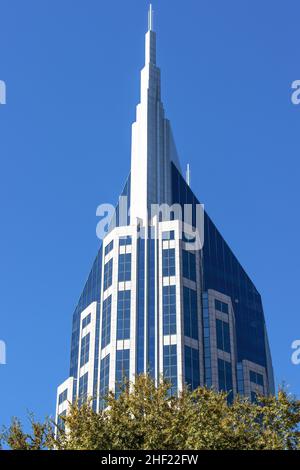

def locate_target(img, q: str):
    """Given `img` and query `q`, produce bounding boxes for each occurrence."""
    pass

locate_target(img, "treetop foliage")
[1,375,300,450]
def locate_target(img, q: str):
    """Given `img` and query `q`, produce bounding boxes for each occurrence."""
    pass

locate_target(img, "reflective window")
[78,372,88,405]
[99,354,110,409]
[216,319,231,353]
[202,293,212,387]
[58,389,68,405]
[118,253,131,282]
[117,290,131,340]
[183,287,198,340]
[119,236,132,246]
[82,313,91,330]
[162,248,176,277]
[162,230,175,240]
[115,349,130,398]
[163,344,177,395]
[80,333,90,367]
[182,250,196,281]
[101,295,112,349]
[218,358,233,402]
[215,299,229,315]
[249,370,264,387]
[163,285,176,335]
[103,258,113,291]
[184,346,200,390]
[104,240,114,256]
[57,410,66,431]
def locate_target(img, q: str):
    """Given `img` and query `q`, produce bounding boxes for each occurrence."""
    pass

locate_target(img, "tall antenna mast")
[148,4,154,31]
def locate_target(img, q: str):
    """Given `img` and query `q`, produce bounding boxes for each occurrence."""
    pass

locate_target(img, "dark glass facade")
[171,162,274,393]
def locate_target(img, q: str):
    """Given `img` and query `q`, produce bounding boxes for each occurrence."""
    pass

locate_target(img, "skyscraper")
[56,5,274,421]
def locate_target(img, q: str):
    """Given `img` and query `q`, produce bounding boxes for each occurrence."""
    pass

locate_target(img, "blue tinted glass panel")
[216,319,231,354]
[163,285,176,335]
[137,234,145,374]
[78,372,88,405]
[163,344,177,395]
[80,333,90,367]
[162,248,176,277]
[99,354,110,409]
[104,240,114,256]
[119,236,132,246]
[101,296,112,349]
[82,313,91,329]
[115,349,130,398]
[118,253,131,282]
[218,358,233,402]
[183,287,198,340]
[103,259,113,291]
[184,345,200,390]
[117,290,131,340]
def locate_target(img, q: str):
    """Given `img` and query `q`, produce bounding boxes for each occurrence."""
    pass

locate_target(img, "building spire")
[145,4,156,65]
[148,4,154,31]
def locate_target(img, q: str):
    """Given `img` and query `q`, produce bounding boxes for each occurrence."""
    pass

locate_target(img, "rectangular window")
[182,250,196,281]
[118,253,131,282]
[119,236,132,246]
[163,285,176,335]
[117,290,131,340]
[162,230,175,240]
[184,346,200,390]
[103,258,113,290]
[80,333,90,367]
[218,358,233,402]
[78,372,88,405]
[104,240,114,256]
[250,370,264,387]
[215,299,229,314]
[82,313,91,330]
[99,354,110,409]
[163,344,177,395]
[162,248,176,277]
[57,410,66,431]
[101,295,112,349]
[58,389,68,405]
[216,319,231,353]
[183,287,198,340]
[115,349,130,398]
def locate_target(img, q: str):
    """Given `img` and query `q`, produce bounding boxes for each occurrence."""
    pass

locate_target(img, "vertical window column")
[118,253,132,282]
[117,290,131,340]
[163,285,176,335]
[99,354,110,409]
[184,345,200,390]
[216,319,231,353]
[183,287,198,339]
[115,349,130,397]
[163,344,177,395]
[101,295,112,349]
[218,358,233,402]
[103,258,113,291]
[80,333,90,367]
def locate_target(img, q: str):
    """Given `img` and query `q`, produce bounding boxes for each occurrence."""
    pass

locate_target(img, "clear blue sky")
[0,0,299,428]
